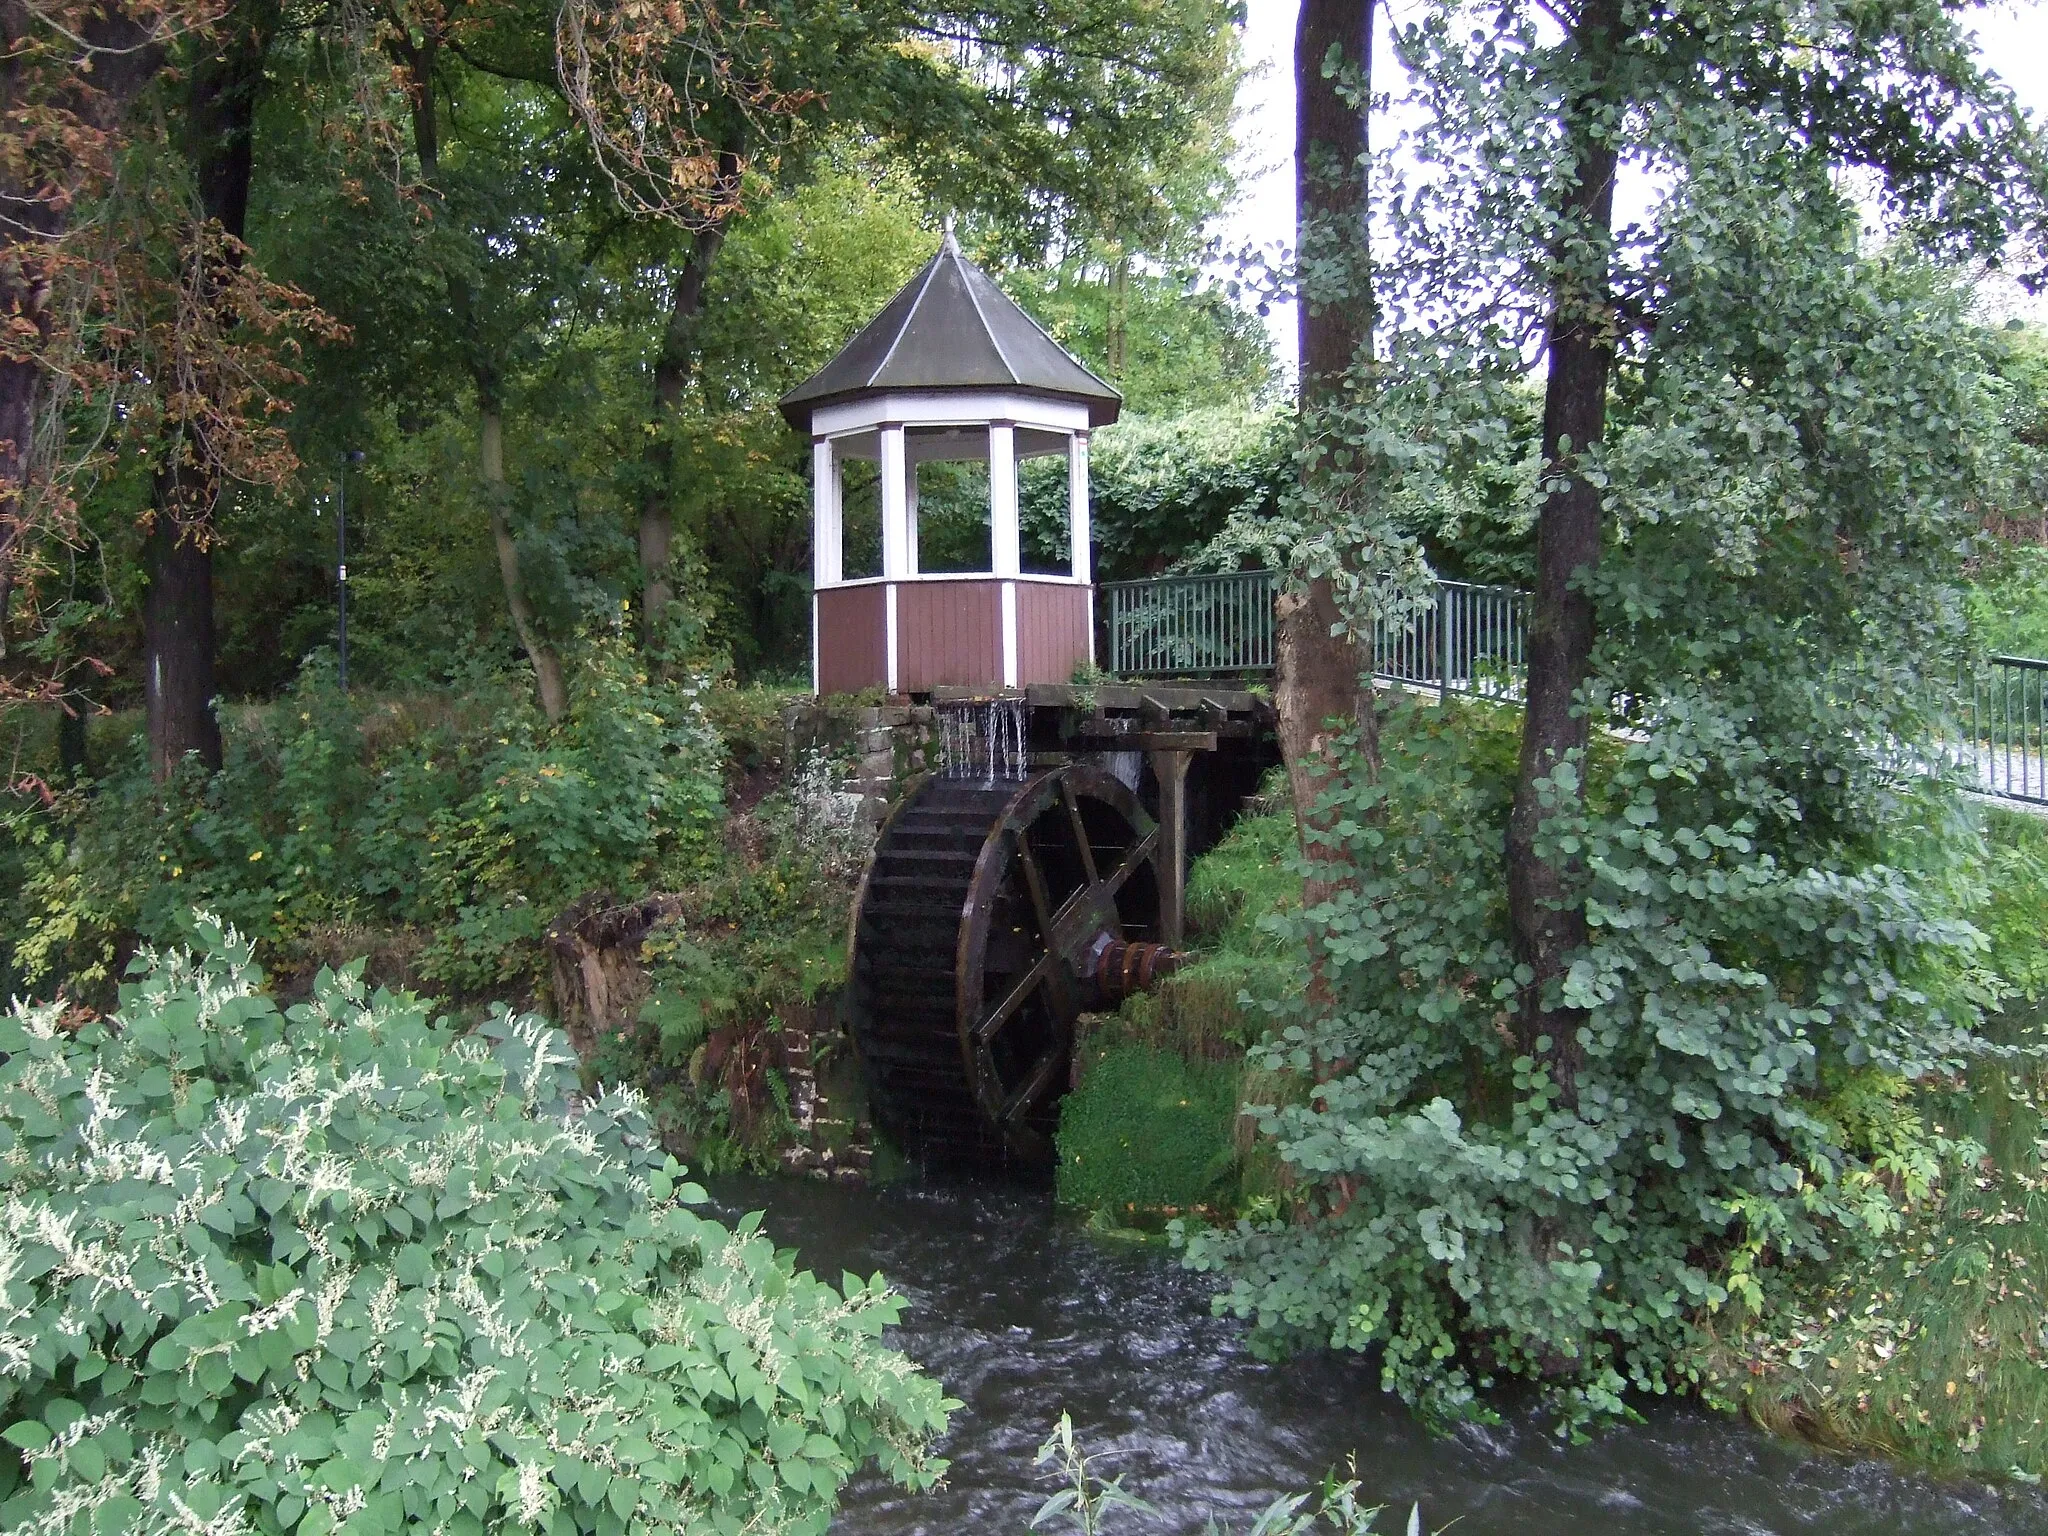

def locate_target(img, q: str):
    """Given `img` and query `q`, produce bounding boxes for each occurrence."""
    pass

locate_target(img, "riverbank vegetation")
[1177,0,2048,1454]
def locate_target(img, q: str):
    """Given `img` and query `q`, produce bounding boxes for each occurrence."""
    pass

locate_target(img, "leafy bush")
[0,920,951,1535]
[1183,696,1993,1428]
[1723,808,2048,1479]
[2,642,724,1000]
[585,754,867,1174]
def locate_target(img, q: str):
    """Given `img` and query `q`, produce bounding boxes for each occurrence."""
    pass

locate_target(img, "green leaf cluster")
[2,641,724,1000]
[0,918,951,1535]
[1055,1045,1242,1215]
[1185,691,1995,1429]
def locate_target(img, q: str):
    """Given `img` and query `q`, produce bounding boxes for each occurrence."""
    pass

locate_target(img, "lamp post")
[337,449,364,691]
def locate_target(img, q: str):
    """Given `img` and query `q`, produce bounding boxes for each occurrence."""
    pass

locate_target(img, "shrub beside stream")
[0,919,951,1535]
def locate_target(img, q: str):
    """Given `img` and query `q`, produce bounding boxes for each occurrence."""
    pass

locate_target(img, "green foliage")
[1185,692,1995,1429]
[0,919,951,1536]
[1978,810,2048,1005]
[585,748,869,1173]
[1002,265,1276,418]
[1054,796,1303,1224]
[1186,0,2048,1435]
[2,645,724,1000]
[1056,1046,1242,1214]
[1968,543,2048,660]
[1025,406,1291,581]
[1727,813,2048,1480]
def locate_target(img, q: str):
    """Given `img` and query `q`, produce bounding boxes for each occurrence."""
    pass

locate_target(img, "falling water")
[936,699,1029,780]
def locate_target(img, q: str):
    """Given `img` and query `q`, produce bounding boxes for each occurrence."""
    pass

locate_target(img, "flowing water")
[706,1174,2048,1536]
[937,699,1030,780]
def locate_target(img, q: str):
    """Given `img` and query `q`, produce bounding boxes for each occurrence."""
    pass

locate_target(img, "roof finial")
[942,214,960,254]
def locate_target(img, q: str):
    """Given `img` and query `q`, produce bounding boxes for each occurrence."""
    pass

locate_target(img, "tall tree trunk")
[1293,0,1373,400]
[143,516,221,773]
[639,194,733,646]
[143,0,280,778]
[481,403,568,722]
[1503,0,1622,1101]
[0,0,162,664]
[1277,0,1377,1005]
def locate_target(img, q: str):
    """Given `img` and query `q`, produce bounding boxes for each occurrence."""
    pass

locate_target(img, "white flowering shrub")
[0,916,951,1536]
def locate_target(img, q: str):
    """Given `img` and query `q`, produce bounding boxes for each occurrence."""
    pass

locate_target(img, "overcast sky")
[1217,0,2048,374]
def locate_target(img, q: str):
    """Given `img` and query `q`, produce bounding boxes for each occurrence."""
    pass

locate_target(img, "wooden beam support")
[1148,747,1194,947]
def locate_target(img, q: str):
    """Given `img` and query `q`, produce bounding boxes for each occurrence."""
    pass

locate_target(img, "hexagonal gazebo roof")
[779,231,1122,433]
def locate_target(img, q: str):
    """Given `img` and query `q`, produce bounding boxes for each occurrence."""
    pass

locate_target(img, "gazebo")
[781,230,1121,696]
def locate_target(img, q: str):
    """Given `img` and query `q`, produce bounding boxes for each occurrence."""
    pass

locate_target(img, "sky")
[1217,0,2048,375]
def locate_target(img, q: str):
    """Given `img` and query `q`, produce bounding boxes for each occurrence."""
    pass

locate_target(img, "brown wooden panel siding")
[1016,581,1091,685]
[816,584,888,695]
[897,579,1003,692]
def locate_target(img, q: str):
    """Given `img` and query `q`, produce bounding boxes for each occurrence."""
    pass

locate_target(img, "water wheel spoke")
[972,951,1055,1046]
[1099,825,1161,899]
[999,1047,1066,1124]
[1059,778,1099,883]
[1014,837,1059,939]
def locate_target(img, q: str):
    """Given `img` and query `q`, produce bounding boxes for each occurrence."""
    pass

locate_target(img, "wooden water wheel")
[849,764,1180,1170]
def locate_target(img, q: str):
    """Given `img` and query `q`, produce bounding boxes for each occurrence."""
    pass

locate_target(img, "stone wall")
[781,699,937,825]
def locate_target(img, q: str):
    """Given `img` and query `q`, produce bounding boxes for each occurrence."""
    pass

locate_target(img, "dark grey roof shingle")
[779,233,1122,432]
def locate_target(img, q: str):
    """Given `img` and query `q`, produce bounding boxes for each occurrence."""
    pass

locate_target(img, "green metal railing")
[1102,570,1528,701]
[1101,570,1277,677]
[1100,571,2048,809]
[1954,655,2048,806]
[1371,578,1529,702]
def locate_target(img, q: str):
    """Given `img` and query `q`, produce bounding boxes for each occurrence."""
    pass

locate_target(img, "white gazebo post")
[1068,431,1092,663]
[811,436,842,693]
[989,421,1020,686]
[879,422,909,693]
[904,458,921,576]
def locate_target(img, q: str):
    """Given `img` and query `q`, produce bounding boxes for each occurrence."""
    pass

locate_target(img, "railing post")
[1438,585,1452,702]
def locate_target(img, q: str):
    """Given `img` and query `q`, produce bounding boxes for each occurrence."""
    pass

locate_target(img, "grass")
[1728,807,2048,1482]
[1056,785,1307,1221]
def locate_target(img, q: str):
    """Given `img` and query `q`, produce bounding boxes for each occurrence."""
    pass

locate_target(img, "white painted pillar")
[990,422,1019,687]
[812,437,842,586]
[1070,430,1094,666]
[989,423,1019,576]
[880,424,907,693]
[812,436,839,696]
[880,425,909,579]
[1068,432,1091,583]
[904,459,921,576]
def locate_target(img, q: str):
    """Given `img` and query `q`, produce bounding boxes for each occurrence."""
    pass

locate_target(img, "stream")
[706,1174,2048,1536]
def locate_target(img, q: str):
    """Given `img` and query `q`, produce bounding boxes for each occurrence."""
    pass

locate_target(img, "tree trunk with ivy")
[1503,0,1622,1104]
[1277,0,1377,1005]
